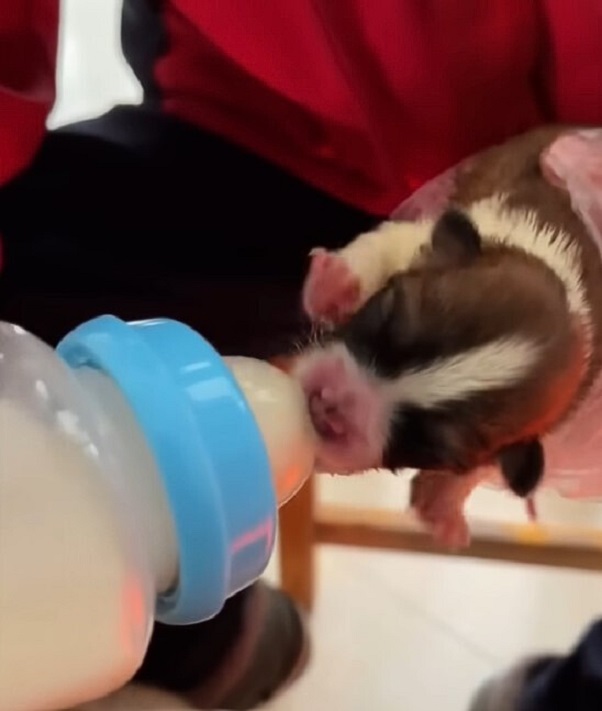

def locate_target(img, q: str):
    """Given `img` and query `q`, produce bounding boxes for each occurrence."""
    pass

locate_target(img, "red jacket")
[3,0,602,217]
[0,1,58,189]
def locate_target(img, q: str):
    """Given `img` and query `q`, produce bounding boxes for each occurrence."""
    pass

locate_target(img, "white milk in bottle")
[0,323,157,711]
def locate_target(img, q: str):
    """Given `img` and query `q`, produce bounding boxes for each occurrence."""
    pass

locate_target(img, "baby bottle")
[0,315,316,711]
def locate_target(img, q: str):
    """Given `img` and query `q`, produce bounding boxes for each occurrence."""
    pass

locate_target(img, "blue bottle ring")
[57,316,276,625]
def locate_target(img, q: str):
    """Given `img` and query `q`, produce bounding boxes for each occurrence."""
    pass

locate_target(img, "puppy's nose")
[309,390,346,438]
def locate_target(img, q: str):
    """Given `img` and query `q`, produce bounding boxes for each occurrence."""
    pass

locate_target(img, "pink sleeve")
[390,164,460,222]
[390,157,477,223]
[540,129,602,256]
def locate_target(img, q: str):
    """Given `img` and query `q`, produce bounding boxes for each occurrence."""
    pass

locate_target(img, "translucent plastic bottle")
[0,316,316,711]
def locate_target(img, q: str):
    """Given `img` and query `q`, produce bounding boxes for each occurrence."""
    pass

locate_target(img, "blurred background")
[52,2,602,708]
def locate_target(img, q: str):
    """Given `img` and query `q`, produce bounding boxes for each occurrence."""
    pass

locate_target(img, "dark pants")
[519,620,602,711]
[0,104,378,693]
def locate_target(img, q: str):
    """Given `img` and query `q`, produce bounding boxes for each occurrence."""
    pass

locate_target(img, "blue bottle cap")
[57,316,277,625]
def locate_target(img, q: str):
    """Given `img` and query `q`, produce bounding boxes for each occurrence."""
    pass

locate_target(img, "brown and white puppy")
[295,125,602,546]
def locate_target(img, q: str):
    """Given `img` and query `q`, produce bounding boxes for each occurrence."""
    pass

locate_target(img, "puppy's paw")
[302,248,362,325]
[431,515,471,550]
[410,470,472,550]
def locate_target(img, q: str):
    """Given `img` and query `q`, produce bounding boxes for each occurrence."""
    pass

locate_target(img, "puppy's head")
[296,210,585,497]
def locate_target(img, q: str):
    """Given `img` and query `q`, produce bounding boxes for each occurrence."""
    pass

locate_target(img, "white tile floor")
[263,475,602,711]
[53,2,602,709]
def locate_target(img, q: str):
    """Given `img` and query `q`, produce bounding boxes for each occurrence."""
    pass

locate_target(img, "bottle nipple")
[224,357,317,506]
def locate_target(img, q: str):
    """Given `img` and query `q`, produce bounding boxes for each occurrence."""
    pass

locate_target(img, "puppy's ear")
[430,209,482,266]
[498,439,545,497]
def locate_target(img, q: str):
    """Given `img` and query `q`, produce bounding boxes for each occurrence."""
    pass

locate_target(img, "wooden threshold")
[315,504,602,572]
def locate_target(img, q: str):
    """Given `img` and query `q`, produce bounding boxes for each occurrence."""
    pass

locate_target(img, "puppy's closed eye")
[337,279,406,370]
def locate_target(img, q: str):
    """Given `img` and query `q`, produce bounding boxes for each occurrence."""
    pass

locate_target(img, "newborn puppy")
[296,125,602,547]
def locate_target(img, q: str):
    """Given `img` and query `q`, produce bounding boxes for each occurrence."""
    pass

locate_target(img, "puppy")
[295,125,602,547]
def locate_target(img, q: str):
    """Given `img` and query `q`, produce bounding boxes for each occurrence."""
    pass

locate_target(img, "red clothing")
[132,0,602,214]
[2,0,602,217]
[0,0,58,188]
